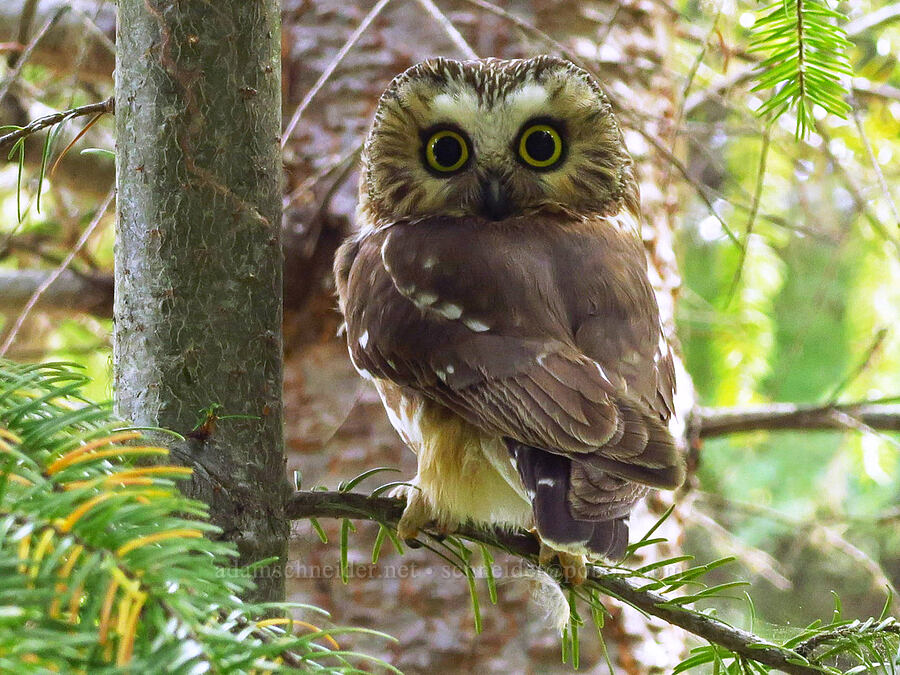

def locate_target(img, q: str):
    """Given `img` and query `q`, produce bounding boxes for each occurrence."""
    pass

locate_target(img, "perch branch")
[287,490,821,674]
[692,401,900,438]
[0,96,113,152]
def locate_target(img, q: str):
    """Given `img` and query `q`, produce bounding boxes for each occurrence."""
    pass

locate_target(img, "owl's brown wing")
[339,215,682,491]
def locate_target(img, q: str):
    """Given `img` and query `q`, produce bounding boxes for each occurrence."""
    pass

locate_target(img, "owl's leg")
[388,480,459,541]
[537,538,587,585]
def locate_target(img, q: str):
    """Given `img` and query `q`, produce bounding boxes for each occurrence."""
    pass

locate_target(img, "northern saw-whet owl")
[335,56,684,580]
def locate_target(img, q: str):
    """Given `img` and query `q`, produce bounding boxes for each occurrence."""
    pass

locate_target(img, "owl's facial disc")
[360,56,637,226]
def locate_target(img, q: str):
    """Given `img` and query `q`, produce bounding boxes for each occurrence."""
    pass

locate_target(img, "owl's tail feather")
[507,440,630,562]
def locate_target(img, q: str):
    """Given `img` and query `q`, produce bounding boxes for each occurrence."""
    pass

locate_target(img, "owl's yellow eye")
[424,129,469,173]
[517,123,563,169]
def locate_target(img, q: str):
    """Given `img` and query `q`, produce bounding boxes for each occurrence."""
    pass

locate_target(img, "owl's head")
[358,56,638,228]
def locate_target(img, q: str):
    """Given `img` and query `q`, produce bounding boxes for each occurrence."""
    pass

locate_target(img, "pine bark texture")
[114,0,287,603]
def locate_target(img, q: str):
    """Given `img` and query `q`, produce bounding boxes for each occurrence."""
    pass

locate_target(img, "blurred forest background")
[1,0,899,672]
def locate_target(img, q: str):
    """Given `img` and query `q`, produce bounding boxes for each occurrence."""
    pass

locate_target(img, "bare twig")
[281,0,392,148]
[638,128,742,246]
[813,120,900,252]
[287,490,822,675]
[413,0,477,59]
[0,96,113,152]
[844,2,900,37]
[458,0,591,71]
[0,187,114,357]
[8,0,39,69]
[826,327,889,403]
[0,268,113,316]
[692,400,900,438]
[726,125,771,303]
[691,509,792,590]
[696,491,900,614]
[0,6,69,106]
[850,97,900,231]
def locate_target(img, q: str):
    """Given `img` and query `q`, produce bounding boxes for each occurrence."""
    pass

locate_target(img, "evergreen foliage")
[750,0,853,135]
[0,361,394,673]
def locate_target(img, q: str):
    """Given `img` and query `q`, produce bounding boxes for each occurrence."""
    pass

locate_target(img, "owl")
[334,56,683,581]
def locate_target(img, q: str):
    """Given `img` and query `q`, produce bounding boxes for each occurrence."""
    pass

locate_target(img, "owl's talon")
[388,482,457,548]
[537,542,587,585]
[538,540,555,566]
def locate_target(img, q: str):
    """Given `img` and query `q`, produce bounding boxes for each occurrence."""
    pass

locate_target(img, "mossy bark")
[114,0,287,602]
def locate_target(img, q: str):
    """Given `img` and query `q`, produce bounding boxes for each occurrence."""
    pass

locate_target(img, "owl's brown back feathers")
[336,211,682,559]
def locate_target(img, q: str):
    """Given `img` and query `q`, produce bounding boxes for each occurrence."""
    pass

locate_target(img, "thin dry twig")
[458,0,591,71]
[691,509,792,590]
[692,399,900,437]
[413,0,477,59]
[637,128,742,246]
[0,6,69,106]
[726,125,771,303]
[0,187,114,357]
[813,120,900,252]
[850,97,900,232]
[826,327,889,403]
[696,491,900,614]
[281,0,392,148]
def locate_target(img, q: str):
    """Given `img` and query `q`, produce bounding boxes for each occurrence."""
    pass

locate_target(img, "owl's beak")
[479,175,513,221]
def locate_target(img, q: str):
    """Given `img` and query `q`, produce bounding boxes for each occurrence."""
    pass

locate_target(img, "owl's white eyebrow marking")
[431,91,481,127]
[509,83,548,110]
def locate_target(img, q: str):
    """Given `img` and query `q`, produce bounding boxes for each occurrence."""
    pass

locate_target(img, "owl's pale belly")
[372,378,533,530]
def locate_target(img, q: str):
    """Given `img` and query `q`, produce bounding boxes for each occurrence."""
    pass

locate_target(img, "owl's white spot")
[423,257,437,269]
[413,291,439,307]
[436,302,463,320]
[537,477,556,487]
[380,233,393,272]
[436,369,448,383]
[446,364,455,374]
[463,318,490,332]
[356,368,374,381]
[594,362,611,385]
[658,334,668,354]
[358,330,369,349]
[537,353,549,366]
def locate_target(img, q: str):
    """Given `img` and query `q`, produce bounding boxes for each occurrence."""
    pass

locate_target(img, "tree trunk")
[114,0,287,603]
